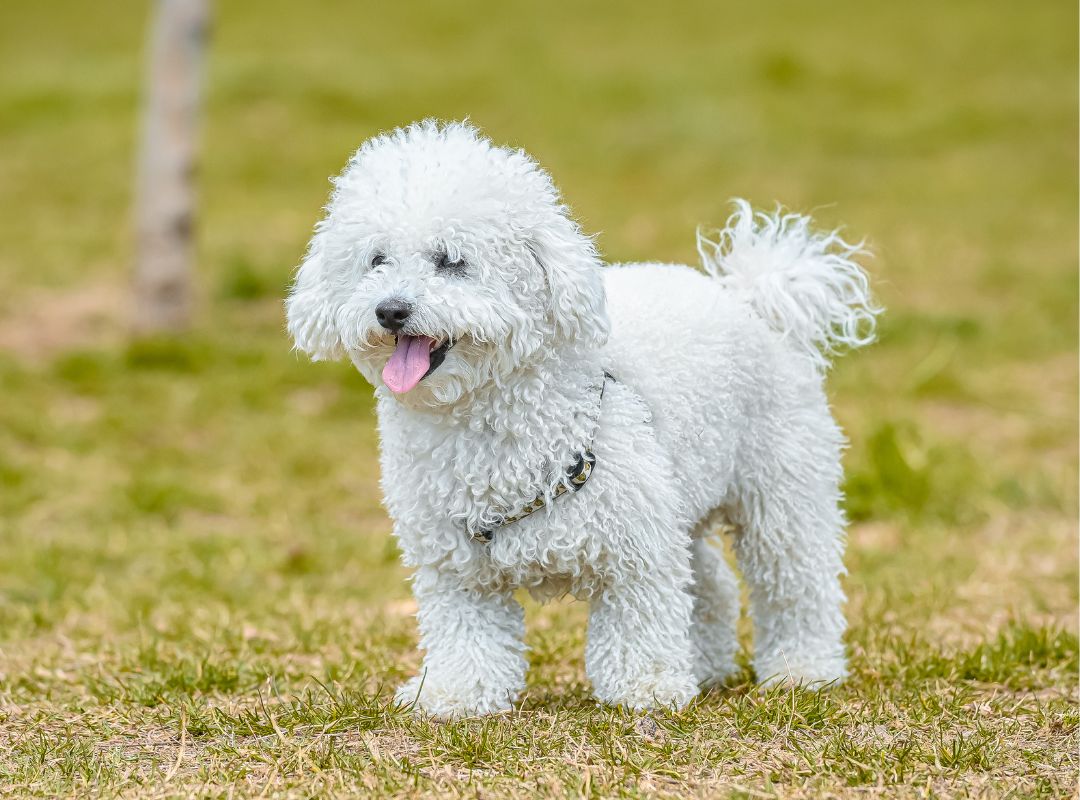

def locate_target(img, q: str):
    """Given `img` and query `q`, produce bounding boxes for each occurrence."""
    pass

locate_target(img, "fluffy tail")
[697,199,882,370]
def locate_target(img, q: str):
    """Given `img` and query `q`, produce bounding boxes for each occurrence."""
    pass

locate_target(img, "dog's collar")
[469,372,614,543]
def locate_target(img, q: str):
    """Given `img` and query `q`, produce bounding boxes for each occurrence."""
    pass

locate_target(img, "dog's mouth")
[382,334,454,394]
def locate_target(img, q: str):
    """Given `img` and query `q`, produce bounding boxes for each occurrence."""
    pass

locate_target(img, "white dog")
[286,120,880,719]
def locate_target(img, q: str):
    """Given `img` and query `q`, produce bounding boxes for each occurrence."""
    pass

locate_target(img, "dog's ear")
[528,216,609,346]
[285,225,344,361]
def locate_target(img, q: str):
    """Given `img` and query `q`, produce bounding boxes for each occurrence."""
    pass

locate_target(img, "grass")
[0,0,1076,797]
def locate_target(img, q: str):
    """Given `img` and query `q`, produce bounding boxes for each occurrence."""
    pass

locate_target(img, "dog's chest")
[382,391,587,522]
[381,421,600,594]
[408,428,549,529]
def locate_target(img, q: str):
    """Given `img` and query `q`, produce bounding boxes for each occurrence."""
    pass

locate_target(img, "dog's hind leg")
[689,516,741,688]
[730,413,849,689]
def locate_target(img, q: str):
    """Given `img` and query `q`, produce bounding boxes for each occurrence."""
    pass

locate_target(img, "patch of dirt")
[923,512,1078,645]
[920,399,1031,453]
[850,521,902,551]
[0,283,125,361]
[385,598,419,617]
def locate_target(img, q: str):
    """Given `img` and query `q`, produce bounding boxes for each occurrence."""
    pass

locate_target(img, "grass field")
[0,1,1077,797]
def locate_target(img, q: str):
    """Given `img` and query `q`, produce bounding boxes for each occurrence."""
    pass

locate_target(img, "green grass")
[0,0,1076,797]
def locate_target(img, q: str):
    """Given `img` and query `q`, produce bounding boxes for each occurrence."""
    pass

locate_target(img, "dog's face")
[286,121,608,409]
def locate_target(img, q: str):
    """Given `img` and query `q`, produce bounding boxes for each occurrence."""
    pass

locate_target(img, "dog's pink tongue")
[382,335,435,394]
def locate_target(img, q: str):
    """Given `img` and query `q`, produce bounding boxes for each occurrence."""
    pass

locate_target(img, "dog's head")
[286,120,608,408]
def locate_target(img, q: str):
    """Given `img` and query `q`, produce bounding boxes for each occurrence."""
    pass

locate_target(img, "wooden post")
[133,0,210,334]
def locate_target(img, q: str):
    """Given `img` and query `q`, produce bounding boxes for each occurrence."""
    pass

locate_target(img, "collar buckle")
[468,372,613,543]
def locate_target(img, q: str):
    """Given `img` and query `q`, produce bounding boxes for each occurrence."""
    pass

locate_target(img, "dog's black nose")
[375,299,413,332]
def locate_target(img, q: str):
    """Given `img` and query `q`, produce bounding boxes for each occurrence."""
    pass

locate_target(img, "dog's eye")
[435,252,467,273]
[370,253,387,267]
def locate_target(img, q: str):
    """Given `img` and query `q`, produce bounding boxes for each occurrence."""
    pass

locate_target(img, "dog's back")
[600,201,878,525]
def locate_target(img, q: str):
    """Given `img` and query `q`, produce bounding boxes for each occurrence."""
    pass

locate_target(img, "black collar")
[469,372,614,543]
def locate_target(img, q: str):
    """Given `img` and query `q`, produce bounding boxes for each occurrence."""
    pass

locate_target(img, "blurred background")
[0,0,1075,758]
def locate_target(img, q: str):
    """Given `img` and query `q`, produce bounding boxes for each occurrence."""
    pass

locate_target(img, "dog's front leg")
[394,566,526,719]
[585,568,699,712]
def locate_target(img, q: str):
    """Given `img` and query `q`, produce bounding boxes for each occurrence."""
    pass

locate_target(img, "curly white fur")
[286,120,881,719]
[697,200,880,370]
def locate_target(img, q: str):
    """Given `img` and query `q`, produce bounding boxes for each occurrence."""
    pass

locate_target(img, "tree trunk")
[133,0,210,334]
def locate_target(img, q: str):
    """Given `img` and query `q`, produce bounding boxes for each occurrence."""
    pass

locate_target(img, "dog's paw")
[754,653,847,691]
[393,675,517,720]
[693,653,740,690]
[596,670,699,712]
